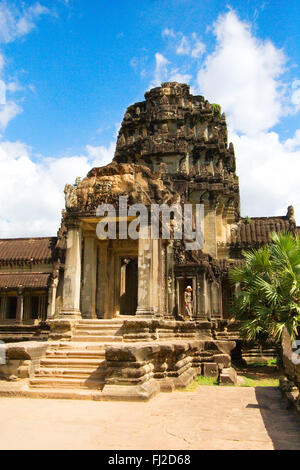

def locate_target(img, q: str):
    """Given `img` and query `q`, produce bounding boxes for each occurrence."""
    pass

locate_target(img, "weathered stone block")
[48,319,78,340]
[0,341,48,380]
[219,367,237,385]
[203,362,218,378]
[212,353,231,369]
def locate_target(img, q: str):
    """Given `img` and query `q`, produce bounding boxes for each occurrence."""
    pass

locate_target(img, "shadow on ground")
[255,387,300,450]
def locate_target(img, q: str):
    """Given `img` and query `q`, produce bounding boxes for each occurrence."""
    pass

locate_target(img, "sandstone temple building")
[0,82,297,399]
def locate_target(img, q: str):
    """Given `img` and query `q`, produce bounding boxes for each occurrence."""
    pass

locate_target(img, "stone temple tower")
[0,82,297,399]
[114,82,240,260]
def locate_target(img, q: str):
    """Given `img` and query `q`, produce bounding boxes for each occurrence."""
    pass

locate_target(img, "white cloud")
[0,53,4,73]
[162,29,205,59]
[284,129,300,151]
[291,80,300,112]
[197,10,286,135]
[168,68,192,84]
[150,53,169,87]
[130,57,138,72]
[0,1,50,43]
[155,11,300,221]
[85,142,115,166]
[0,101,22,130]
[233,130,300,219]
[0,140,115,237]
[176,36,190,55]
[191,41,206,59]
[162,28,175,38]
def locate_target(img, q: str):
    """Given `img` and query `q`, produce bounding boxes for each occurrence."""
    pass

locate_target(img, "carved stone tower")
[115,82,240,259]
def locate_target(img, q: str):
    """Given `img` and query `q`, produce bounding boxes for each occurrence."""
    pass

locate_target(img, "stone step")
[18,388,105,400]
[51,342,106,351]
[41,358,105,368]
[29,377,105,389]
[75,329,120,336]
[76,325,122,332]
[78,319,126,325]
[72,335,123,342]
[35,368,106,379]
[74,329,121,336]
[46,351,105,359]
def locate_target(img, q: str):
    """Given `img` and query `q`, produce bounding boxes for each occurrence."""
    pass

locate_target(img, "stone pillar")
[211,282,221,318]
[136,226,154,317]
[97,241,108,319]
[152,238,159,315]
[16,288,24,323]
[60,221,82,319]
[47,278,58,319]
[204,199,217,258]
[198,273,211,320]
[166,240,175,318]
[160,241,167,317]
[81,236,97,319]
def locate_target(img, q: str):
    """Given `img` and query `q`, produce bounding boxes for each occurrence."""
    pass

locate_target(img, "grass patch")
[183,375,218,391]
[182,372,279,391]
[240,375,279,387]
[245,359,277,368]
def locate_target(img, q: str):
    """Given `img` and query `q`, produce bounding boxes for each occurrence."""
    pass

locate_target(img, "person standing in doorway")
[184,286,193,320]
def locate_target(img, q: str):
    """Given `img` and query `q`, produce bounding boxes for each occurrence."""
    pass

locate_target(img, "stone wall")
[103,339,236,400]
[119,318,213,342]
[280,328,300,412]
[0,341,48,381]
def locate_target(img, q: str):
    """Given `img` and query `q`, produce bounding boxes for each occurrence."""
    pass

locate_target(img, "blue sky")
[0,0,300,236]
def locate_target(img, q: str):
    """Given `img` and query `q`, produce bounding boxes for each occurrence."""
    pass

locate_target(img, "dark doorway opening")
[31,296,39,319]
[6,296,17,319]
[120,257,138,315]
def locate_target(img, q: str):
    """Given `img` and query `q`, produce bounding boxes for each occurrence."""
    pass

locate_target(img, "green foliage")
[230,232,300,343]
[244,216,251,225]
[211,103,221,118]
[74,176,81,188]
[183,376,218,391]
[240,376,279,387]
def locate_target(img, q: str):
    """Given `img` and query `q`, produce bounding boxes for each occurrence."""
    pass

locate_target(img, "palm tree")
[230,232,300,343]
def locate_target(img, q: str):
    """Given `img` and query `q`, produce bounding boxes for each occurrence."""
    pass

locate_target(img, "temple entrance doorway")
[120,257,138,315]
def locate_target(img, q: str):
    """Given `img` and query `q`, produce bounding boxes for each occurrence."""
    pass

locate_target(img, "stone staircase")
[73,318,124,342]
[29,318,127,391]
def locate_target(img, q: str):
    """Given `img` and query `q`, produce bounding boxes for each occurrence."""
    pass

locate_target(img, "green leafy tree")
[230,232,300,343]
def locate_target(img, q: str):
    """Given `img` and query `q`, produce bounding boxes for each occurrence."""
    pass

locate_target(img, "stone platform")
[0,318,237,401]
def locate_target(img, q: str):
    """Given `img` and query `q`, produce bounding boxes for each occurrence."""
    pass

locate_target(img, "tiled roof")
[229,217,298,248]
[0,237,57,265]
[0,273,50,289]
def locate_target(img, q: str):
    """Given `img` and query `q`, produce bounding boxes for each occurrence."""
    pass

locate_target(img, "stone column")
[160,241,167,317]
[211,282,221,318]
[152,238,159,315]
[97,241,108,319]
[136,226,154,317]
[81,236,97,319]
[60,220,82,319]
[204,199,217,258]
[47,278,58,319]
[16,288,24,323]
[166,240,175,318]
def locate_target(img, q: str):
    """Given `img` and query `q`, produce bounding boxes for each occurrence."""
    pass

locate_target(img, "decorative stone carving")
[64,184,77,210]
[287,205,296,233]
